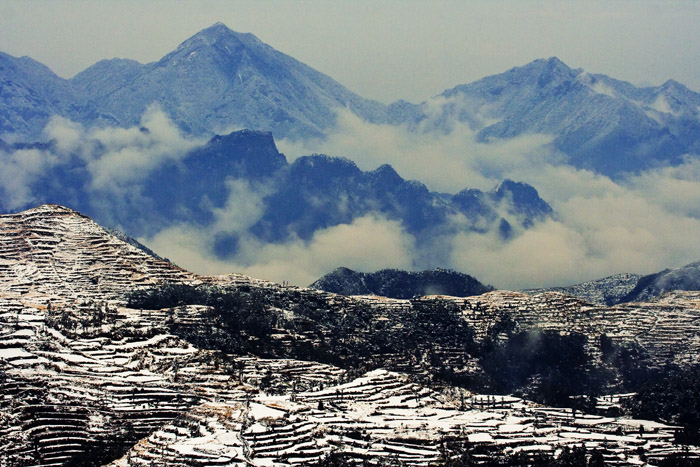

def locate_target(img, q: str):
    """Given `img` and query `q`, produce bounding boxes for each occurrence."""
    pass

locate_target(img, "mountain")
[310,267,494,298]
[523,273,642,305]
[431,57,700,176]
[0,204,198,299]
[0,52,80,139]
[2,205,700,465]
[8,128,554,258]
[68,23,390,140]
[3,28,700,179]
[524,261,700,305]
[619,261,700,303]
[1,23,393,141]
[451,179,554,237]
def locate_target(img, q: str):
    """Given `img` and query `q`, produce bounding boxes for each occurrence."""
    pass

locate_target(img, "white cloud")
[8,105,700,292]
[278,107,557,194]
[84,104,203,192]
[279,106,700,290]
[0,148,59,210]
[43,116,84,155]
[143,214,417,286]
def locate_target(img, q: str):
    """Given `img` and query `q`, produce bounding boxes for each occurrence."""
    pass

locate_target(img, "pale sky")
[1,1,699,103]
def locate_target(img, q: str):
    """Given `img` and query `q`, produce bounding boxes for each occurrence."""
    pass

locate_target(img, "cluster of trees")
[625,364,700,446]
[126,282,700,446]
[314,445,607,466]
[477,329,592,406]
[126,284,595,404]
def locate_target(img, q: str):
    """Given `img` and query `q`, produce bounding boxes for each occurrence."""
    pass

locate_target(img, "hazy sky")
[1,1,699,103]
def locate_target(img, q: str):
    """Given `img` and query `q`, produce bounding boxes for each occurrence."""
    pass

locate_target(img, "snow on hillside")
[2,205,700,465]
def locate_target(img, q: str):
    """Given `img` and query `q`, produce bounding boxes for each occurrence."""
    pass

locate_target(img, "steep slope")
[0,52,80,139]
[619,261,700,303]
[0,204,198,300]
[69,23,388,139]
[2,205,700,465]
[310,267,494,299]
[522,273,642,305]
[433,57,699,176]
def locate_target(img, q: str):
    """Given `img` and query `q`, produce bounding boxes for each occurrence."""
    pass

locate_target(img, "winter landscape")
[2,2,700,466]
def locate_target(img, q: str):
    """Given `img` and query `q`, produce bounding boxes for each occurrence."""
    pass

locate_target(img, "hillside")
[523,273,643,305]
[619,261,700,303]
[310,267,494,299]
[2,205,700,465]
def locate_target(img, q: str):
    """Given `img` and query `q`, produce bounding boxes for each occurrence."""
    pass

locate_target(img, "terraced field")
[2,205,700,466]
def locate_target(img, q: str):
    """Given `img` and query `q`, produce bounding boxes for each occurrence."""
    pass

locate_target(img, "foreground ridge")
[1,205,700,466]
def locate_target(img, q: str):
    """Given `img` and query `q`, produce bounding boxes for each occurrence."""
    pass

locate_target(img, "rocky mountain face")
[310,267,494,299]
[618,261,700,303]
[431,57,700,176]
[2,23,392,141]
[523,261,700,306]
[0,52,81,140]
[3,27,699,179]
[523,273,643,306]
[2,205,700,465]
[2,128,554,257]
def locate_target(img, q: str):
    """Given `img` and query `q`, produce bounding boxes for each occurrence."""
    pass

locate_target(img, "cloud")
[43,116,85,154]
[7,103,700,292]
[278,107,559,194]
[277,104,700,290]
[37,105,204,194]
[0,148,58,210]
[84,105,203,192]
[143,214,417,286]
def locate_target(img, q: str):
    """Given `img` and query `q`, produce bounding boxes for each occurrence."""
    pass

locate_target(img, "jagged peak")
[294,154,359,169]
[492,178,526,193]
[174,22,263,53]
[207,129,274,145]
[369,164,403,184]
[659,78,693,95]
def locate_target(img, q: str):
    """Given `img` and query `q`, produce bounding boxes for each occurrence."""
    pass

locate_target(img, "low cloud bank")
[43,104,202,194]
[2,104,699,290]
[273,106,700,288]
[144,214,416,286]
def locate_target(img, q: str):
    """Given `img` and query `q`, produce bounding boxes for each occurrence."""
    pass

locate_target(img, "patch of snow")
[249,402,286,421]
[0,347,33,359]
[649,94,677,116]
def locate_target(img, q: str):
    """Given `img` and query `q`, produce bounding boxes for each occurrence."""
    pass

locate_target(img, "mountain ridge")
[2,204,700,465]
[6,128,554,260]
[3,26,700,179]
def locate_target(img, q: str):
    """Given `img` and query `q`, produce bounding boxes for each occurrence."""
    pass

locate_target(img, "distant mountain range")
[0,23,393,141]
[434,57,700,175]
[310,267,494,299]
[3,23,700,176]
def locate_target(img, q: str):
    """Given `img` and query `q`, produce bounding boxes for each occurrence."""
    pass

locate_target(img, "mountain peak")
[194,21,235,39]
[174,22,249,53]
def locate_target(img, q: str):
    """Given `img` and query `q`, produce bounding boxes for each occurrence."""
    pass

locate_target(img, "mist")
[3,106,699,290]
